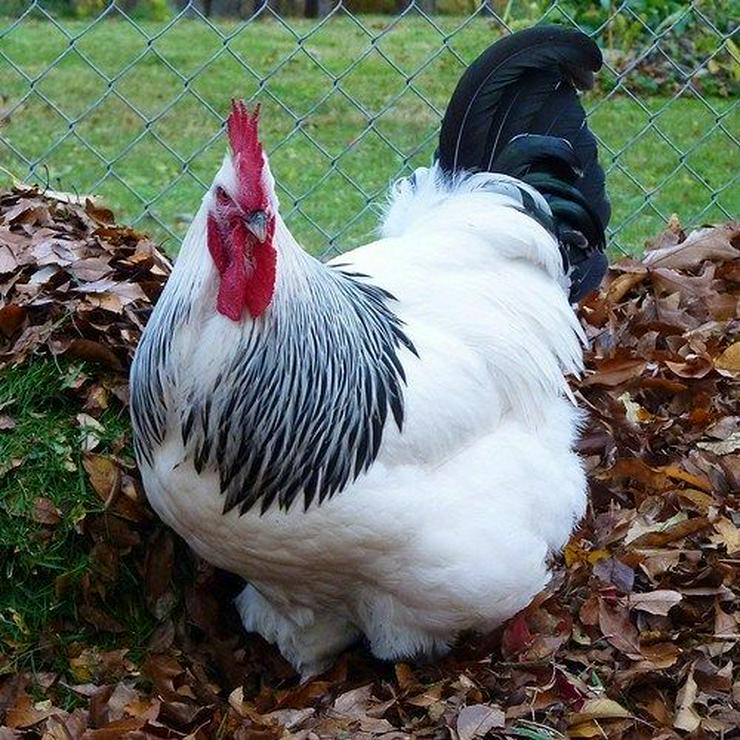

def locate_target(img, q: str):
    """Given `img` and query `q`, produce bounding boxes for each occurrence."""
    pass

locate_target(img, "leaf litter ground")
[0,188,738,739]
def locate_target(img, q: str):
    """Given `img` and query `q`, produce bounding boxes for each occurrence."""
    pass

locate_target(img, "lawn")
[1,14,737,257]
[0,360,154,674]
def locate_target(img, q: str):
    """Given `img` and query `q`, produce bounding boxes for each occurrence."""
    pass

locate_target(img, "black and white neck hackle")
[131,247,416,515]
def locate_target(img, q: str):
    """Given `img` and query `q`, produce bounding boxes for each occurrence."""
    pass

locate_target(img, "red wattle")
[244,240,276,318]
[217,258,249,322]
[209,214,248,321]
[208,214,276,321]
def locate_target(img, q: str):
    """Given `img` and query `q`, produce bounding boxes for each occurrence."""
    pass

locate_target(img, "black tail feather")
[437,25,611,300]
[492,135,582,183]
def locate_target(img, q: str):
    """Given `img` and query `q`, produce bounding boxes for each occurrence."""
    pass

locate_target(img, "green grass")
[0,15,737,256]
[0,360,154,673]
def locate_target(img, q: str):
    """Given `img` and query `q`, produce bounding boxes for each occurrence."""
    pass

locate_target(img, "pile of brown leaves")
[0,187,738,739]
[0,188,170,372]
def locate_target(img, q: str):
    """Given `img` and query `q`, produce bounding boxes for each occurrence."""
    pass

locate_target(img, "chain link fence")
[0,1,737,257]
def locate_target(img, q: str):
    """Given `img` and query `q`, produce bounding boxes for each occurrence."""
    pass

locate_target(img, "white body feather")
[137,163,587,677]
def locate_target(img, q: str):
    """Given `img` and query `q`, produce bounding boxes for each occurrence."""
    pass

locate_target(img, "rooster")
[131,25,610,678]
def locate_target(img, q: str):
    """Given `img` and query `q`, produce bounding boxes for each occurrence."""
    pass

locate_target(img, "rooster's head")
[207,100,276,322]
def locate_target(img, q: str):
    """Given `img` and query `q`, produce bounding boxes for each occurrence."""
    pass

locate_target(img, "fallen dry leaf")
[628,589,682,616]
[77,412,105,452]
[697,431,740,455]
[714,340,740,374]
[0,304,25,337]
[674,665,701,732]
[30,497,62,526]
[711,518,740,556]
[643,221,740,269]
[598,600,641,658]
[82,452,121,504]
[455,703,505,740]
[4,696,56,730]
[570,697,632,724]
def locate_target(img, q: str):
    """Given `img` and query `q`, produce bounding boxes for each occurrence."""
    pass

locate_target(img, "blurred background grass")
[1,4,737,256]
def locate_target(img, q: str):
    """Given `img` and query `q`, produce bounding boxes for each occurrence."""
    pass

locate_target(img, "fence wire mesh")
[0,1,737,257]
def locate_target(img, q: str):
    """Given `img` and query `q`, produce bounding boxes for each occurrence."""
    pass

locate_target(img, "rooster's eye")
[214,186,232,209]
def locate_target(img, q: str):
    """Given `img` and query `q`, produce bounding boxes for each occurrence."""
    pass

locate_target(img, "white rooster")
[131,25,610,678]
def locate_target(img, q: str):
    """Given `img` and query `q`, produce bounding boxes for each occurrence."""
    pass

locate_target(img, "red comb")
[227,100,265,209]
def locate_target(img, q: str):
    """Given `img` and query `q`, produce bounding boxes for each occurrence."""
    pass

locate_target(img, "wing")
[331,176,585,470]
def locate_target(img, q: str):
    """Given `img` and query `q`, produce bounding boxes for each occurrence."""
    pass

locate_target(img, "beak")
[245,210,268,242]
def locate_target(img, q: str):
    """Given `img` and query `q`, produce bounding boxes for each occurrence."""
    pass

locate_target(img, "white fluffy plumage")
[133,160,588,678]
